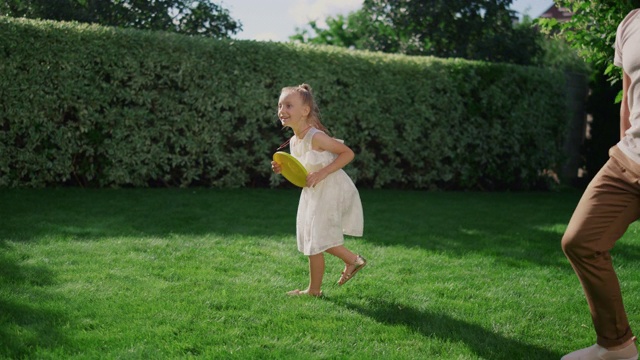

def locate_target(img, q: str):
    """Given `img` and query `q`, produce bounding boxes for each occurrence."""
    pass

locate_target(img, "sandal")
[287,289,323,297]
[338,255,367,286]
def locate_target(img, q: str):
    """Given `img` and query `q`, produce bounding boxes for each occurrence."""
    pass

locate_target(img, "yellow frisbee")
[273,151,308,188]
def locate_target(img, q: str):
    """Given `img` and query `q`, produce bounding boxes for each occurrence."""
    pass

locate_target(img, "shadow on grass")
[0,188,300,242]
[361,190,640,268]
[333,297,562,360]
[0,240,71,358]
[3,188,639,268]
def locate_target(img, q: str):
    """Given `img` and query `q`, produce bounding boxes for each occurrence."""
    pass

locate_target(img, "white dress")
[289,127,364,255]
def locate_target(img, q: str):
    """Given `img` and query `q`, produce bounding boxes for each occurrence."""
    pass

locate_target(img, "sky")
[221,0,556,42]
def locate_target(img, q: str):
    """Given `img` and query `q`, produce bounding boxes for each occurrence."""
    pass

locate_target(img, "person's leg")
[326,245,366,285]
[325,245,357,264]
[307,253,325,295]
[287,253,325,296]
[562,151,640,350]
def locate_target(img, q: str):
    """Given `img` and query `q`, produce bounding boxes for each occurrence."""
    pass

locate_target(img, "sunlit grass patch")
[1,188,640,359]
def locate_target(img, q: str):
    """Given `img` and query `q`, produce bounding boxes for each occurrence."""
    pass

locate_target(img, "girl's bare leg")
[325,245,357,264]
[287,253,325,296]
[307,253,324,295]
[326,245,366,285]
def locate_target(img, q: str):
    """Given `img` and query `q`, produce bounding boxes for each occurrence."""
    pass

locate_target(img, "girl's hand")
[271,161,282,174]
[306,170,327,187]
[308,132,354,183]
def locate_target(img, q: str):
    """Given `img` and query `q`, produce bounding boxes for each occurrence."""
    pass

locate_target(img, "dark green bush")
[0,17,567,189]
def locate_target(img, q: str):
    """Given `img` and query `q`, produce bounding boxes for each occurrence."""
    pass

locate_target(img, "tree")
[290,0,542,65]
[0,0,242,38]
[537,0,640,183]
[290,12,368,49]
[538,0,640,84]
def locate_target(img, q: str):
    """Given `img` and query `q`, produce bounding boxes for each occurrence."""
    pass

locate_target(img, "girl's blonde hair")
[281,83,330,134]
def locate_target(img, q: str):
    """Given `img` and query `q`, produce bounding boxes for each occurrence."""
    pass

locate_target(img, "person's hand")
[306,170,327,187]
[271,161,282,174]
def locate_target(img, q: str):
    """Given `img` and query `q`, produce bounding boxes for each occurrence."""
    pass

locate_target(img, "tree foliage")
[538,0,640,83]
[291,0,542,65]
[0,0,242,38]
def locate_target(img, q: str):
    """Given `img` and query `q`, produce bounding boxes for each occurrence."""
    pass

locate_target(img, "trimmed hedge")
[0,17,567,189]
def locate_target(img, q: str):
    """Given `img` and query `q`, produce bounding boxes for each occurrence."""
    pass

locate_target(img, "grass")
[2,188,640,359]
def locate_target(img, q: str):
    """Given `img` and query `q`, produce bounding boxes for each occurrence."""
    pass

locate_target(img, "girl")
[271,83,366,297]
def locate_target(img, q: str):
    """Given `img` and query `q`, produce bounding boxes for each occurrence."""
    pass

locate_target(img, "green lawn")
[2,188,640,359]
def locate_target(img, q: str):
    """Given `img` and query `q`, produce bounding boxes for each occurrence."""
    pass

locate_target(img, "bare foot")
[287,289,323,297]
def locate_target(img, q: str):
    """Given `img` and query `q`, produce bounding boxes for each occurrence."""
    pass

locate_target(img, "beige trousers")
[562,146,640,347]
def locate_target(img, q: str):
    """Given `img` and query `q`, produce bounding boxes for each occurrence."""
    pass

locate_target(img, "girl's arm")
[306,132,354,187]
[621,70,632,140]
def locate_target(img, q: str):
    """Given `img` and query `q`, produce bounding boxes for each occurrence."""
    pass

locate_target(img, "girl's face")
[278,91,309,128]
